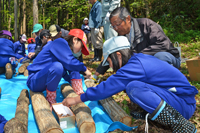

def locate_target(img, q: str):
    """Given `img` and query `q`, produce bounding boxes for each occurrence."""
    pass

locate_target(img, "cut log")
[85,80,132,126]
[24,69,29,76]
[61,83,95,133]
[4,89,30,133]
[18,63,29,74]
[30,90,63,133]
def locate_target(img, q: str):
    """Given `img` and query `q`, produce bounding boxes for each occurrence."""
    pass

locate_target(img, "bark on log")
[4,89,29,133]
[85,80,132,126]
[30,90,63,133]
[61,83,95,133]
[23,69,29,76]
[18,63,29,74]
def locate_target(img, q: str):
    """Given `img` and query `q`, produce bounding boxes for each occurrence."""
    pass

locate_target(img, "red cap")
[27,38,35,44]
[68,29,89,55]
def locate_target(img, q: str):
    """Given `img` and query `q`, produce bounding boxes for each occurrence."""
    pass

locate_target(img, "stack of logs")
[84,80,132,126]
[4,89,30,133]
[17,63,29,76]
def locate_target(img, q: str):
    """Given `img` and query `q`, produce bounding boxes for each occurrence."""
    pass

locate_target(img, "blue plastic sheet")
[0,63,116,133]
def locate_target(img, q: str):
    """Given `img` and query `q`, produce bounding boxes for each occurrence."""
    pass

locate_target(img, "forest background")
[0,0,200,44]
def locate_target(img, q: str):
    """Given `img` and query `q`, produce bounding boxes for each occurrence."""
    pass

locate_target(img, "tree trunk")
[18,0,22,35]
[144,0,150,18]
[33,0,38,26]
[3,0,4,29]
[14,0,18,41]
[4,89,29,133]
[84,80,132,126]
[42,0,45,29]
[61,83,96,133]
[30,90,63,133]
[8,0,11,31]
[23,0,26,34]
[0,0,1,31]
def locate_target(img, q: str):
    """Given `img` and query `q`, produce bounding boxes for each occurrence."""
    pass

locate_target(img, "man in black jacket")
[93,7,180,80]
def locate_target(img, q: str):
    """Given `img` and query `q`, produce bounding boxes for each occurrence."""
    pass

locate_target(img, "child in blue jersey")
[27,29,92,109]
[39,29,52,50]
[13,34,27,59]
[18,37,37,64]
[63,36,198,133]
[0,30,18,79]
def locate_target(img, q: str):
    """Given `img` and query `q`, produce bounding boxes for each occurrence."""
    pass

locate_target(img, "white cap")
[102,36,130,66]
[83,18,88,22]
[21,34,27,42]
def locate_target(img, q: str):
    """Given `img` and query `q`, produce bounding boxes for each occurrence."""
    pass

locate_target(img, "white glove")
[94,28,99,35]
[105,12,110,22]
[85,25,90,30]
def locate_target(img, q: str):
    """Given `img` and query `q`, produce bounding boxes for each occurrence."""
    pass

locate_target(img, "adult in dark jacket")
[93,7,181,80]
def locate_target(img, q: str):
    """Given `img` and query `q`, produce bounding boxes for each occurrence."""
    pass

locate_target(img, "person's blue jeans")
[154,52,181,68]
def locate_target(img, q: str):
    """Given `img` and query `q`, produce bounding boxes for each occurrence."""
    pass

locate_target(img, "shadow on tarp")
[0,64,114,133]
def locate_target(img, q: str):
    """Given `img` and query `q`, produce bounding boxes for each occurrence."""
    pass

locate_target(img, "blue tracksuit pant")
[27,62,81,92]
[126,81,196,120]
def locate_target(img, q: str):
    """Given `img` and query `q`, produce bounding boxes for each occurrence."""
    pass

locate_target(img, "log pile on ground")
[4,89,30,133]
[17,62,29,76]
[84,80,132,126]
[61,83,96,133]
[30,90,63,133]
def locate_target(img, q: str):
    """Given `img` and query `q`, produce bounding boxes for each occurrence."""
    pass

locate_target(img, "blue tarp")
[0,63,117,133]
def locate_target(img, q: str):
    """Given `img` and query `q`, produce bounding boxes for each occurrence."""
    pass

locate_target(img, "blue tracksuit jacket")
[28,43,36,53]
[13,41,26,59]
[0,38,15,57]
[27,38,86,75]
[0,38,16,67]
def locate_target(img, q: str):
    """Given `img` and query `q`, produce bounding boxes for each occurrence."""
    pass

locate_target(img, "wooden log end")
[46,128,64,133]
[120,116,132,127]
[18,66,26,73]
[4,118,28,133]
[79,122,96,133]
